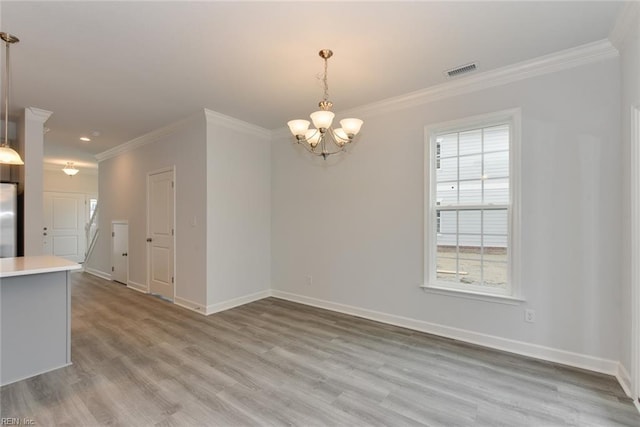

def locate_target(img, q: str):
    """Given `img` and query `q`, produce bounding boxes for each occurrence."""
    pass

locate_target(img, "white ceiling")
[1,1,624,168]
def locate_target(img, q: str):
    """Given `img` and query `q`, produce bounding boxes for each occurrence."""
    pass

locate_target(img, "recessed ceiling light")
[90,130,100,137]
[80,137,91,142]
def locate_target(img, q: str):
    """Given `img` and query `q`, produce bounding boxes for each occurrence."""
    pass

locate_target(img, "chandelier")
[287,49,363,159]
[0,32,24,165]
[62,162,79,176]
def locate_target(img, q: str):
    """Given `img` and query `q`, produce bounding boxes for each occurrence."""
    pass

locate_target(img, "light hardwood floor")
[1,272,639,426]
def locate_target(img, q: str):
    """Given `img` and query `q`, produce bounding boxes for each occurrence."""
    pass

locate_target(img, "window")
[89,198,98,221]
[425,109,520,297]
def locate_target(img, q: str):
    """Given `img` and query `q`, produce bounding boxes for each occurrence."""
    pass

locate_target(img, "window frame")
[424,109,521,300]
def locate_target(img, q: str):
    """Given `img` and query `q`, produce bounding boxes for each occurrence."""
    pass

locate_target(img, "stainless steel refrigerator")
[0,182,17,258]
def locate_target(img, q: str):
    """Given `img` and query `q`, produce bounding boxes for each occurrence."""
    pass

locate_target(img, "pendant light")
[0,32,23,165]
[62,162,79,176]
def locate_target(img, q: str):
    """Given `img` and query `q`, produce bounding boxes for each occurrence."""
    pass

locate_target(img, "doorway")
[111,221,128,285]
[147,168,175,301]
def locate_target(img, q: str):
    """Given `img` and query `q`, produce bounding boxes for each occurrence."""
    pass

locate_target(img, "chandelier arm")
[296,135,345,157]
[326,127,348,148]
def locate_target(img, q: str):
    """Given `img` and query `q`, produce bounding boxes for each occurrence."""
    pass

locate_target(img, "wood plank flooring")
[1,272,639,426]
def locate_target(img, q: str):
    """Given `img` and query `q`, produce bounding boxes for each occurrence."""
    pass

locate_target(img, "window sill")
[420,284,525,305]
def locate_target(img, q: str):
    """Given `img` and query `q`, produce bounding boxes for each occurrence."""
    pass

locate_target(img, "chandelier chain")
[322,56,329,102]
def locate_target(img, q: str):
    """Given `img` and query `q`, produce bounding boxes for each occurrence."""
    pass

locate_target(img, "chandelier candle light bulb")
[287,49,363,159]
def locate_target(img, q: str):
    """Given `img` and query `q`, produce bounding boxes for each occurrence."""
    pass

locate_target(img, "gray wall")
[87,113,208,306]
[271,58,622,363]
[87,110,272,312]
[619,7,640,381]
[206,112,272,307]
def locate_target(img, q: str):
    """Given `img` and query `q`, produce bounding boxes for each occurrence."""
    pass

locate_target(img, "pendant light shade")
[0,145,24,165]
[62,162,79,176]
[0,32,24,166]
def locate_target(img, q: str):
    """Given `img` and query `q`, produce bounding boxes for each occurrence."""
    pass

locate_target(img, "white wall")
[618,3,640,388]
[272,58,622,364]
[43,168,98,194]
[21,108,52,256]
[87,113,208,307]
[205,111,271,307]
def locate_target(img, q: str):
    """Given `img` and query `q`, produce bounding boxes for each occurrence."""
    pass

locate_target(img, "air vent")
[446,62,477,78]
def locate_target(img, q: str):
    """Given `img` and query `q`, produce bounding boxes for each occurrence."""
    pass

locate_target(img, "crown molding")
[204,109,271,140]
[25,107,53,124]
[609,1,640,49]
[95,111,203,162]
[337,39,619,120]
[96,108,272,162]
[43,162,98,175]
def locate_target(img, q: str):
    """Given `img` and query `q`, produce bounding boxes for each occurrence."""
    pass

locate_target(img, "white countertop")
[0,256,82,278]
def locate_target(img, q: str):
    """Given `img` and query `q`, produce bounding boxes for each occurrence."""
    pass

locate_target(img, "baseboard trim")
[175,296,208,315]
[617,363,633,398]
[206,289,271,315]
[83,267,111,281]
[270,290,619,377]
[127,280,148,294]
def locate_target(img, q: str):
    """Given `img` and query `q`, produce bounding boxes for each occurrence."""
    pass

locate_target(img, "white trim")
[83,267,111,281]
[609,1,640,49]
[424,108,522,299]
[95,113,201,162]
[632,104,640,402]
[420,284,524,305]
[205,290,271,316]
[96,108,272,162]
[270,289,619,376]
[339,39,617,120]
[127,280,148,294]
[174,296,208,314]
[146,167,176,302]
[42,162,99,174]
[25,107,53,124]
[619,362,633,398]
[204,109,271,140]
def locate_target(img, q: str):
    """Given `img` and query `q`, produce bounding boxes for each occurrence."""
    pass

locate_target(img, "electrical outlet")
[524,309,536,323]
[306,275,313,286]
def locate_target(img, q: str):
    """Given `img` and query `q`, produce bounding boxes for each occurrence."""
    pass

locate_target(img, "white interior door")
[43,192,86,263]
[112,222,128,285]
[147,169,175,300]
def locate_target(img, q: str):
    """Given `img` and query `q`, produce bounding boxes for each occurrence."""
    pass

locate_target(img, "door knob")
[122,253,128,257]
[43,232,47,236]
[43,227,47,231]
[146,238,152,242]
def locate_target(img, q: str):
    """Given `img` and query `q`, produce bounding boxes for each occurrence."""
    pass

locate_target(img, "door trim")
[632,104,640,403]
[111,220,129,286]
[146,166,176,301]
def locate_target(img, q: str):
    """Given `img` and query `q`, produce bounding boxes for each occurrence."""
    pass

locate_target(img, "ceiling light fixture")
[287,49,363,159]
[0,32,24,165]
[62,162,79,176]
[80,137,91,142]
